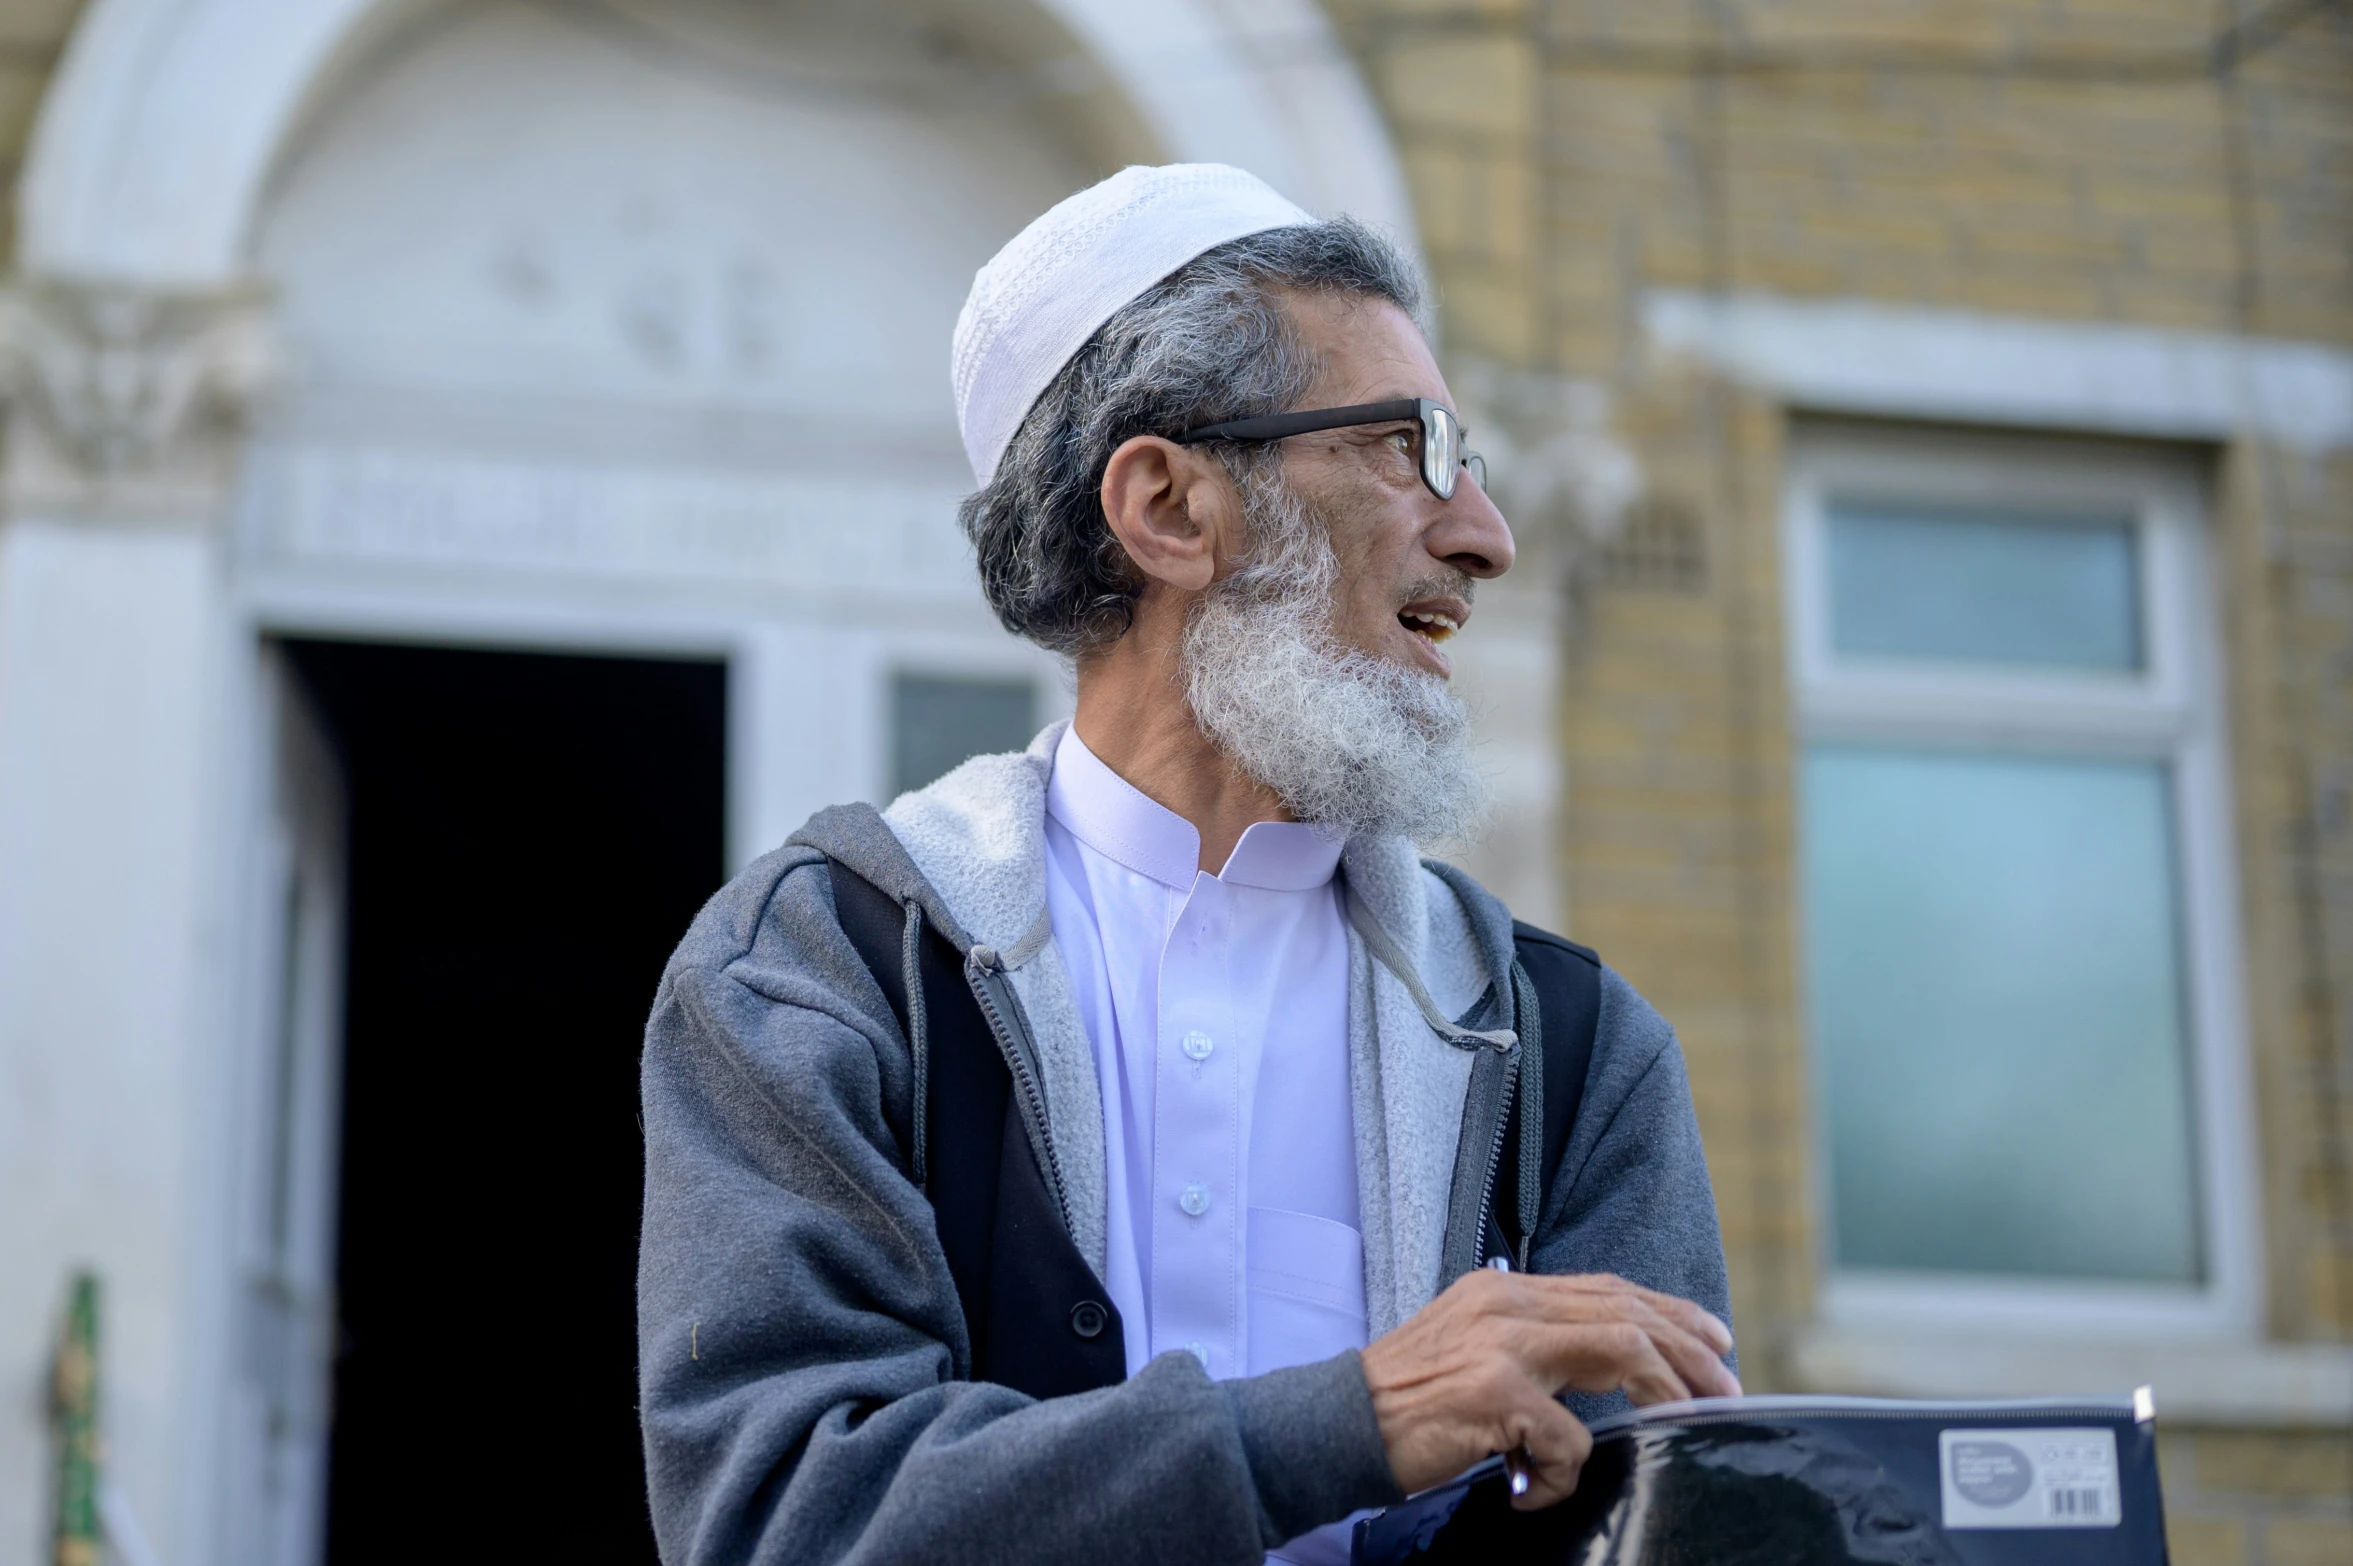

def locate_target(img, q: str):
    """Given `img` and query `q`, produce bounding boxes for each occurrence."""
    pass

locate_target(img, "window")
[890,672,1038,797]
[1787,427,2255,1334]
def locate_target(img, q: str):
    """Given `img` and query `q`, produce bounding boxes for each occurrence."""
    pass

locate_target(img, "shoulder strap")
[1514,922,1603,1202]
[822,856,1128,1397]
[1491,922,1604,1268]
[829,858,913,1028]
[828,858,928,1185]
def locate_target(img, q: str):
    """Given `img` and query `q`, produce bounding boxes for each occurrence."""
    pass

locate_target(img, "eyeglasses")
[1176,397,1487,501]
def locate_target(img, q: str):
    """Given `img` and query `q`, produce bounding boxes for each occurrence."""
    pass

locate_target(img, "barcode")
[2049,1487,2107,1518]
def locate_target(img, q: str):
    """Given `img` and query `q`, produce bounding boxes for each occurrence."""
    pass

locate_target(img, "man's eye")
[1384,431,1413,455]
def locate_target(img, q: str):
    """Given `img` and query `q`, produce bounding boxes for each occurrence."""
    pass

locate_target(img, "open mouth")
[1400,609,1461,644]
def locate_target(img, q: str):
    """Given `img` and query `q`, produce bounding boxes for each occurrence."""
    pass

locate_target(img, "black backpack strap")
[1488,922,1604,1269]
[822,857,1127,1398]
[827,858,923,1176]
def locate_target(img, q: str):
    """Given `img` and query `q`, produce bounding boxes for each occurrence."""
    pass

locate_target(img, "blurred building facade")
[0,2,2344,1564]
[1327,2,2353,1560]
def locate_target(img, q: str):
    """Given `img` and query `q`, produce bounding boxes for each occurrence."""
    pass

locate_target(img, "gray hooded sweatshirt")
[637,725,1728,1565]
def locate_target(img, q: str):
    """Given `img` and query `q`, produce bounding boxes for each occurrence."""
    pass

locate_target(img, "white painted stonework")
[238,446,977,597]
[1645,288,2353,453]
[0,5,1498,1566]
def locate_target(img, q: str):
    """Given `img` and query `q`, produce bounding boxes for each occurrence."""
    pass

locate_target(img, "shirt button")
[1181,1030,1214,1061]
[1179,1182,1210,1217]
[1183,1341,1209,1367]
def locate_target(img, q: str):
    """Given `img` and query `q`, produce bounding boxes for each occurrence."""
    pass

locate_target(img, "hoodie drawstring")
[1343,888,1518,1052]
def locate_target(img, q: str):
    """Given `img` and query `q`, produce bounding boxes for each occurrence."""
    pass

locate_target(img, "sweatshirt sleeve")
[1526,965,1736,1423]
[636,861,1400,1566]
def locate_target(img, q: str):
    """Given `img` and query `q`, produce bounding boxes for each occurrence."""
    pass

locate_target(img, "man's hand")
[1359,1270,1739,1510]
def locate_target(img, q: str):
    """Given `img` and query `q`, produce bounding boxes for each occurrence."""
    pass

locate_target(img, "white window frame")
[1785,422,2260,1340]
[875,633,1072,800]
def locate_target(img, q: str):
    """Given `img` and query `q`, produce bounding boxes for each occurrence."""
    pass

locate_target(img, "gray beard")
[1179,475,1490,847]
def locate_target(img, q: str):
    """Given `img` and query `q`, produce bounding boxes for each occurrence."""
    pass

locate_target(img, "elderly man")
[637,165,1736,1566]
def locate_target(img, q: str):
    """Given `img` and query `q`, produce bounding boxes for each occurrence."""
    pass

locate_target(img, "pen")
[1486,1255,1532,1498]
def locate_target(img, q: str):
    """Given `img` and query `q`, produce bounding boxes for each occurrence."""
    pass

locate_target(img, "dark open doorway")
[285,639,725,1566]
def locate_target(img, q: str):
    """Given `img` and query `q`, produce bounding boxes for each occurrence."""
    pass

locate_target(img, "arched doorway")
[242,7,1115,1559]
[0,4,1419,1565]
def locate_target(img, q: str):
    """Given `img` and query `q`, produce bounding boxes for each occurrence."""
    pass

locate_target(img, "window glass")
[1826,503,2142,672]
[891,673,1036,797]
[1802,745,2201,1283]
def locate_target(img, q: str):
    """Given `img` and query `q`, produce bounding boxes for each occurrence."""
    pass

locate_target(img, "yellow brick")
[2186,1431,2353,1502]
[1380,36,1534,138]
[2160,1513,2250,1566]
[2259,1517,2353,1566]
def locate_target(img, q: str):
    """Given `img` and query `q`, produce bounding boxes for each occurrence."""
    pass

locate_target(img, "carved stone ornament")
[1449,358,1645,583]
[0,276,282,516]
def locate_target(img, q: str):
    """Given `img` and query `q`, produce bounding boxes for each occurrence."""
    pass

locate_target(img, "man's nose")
[1431,470,1516,579]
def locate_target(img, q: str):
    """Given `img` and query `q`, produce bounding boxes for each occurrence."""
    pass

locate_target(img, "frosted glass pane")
[1803,746,2201,1282]
[1827,503,2142,671]
[891,674,1035,797]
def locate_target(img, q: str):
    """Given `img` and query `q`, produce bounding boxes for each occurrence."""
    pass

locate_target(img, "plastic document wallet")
[1352,1393,2168,1565]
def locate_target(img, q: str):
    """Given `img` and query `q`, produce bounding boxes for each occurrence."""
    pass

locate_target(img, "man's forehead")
[1277,288,1447,404]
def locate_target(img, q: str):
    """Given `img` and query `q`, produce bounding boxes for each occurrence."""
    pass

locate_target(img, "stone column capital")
[0,275,283,521]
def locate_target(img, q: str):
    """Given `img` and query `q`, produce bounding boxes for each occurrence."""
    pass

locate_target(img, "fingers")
[1509,1397,1592,1511]
[1651,1290,1735,1358]
[1503,1275,1741,1400]
[1534,1320,1691,1406]
[1365,1270,1740,1513]
[1620,1296,1740,1400]
[1534,1275,1734,1357]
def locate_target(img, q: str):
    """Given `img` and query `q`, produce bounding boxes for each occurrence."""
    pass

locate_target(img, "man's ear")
[1100,435,1239,594]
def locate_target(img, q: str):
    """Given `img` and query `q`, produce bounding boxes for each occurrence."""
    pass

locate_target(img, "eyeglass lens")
[1422,406,1460,499]
[1421,406,1488,500]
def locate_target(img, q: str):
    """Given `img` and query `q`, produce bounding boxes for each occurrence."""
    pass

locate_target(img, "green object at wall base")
[51,1272,100,1566]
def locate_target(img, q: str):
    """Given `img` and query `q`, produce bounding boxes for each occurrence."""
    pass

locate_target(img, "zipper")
[1586,1394,2141,1441]
[1509,961,1542,1272]
[964,948,1072,1233]
[1432,1394,2142,1499]
[1468,1045,1520,1270]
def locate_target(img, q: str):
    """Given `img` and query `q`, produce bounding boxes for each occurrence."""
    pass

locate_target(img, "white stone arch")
[19,0,1417,285]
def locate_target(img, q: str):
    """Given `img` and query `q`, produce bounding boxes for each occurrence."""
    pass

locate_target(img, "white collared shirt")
[1042,727,1368,1385]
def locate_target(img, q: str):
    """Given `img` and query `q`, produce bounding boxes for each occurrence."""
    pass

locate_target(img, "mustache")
[1395,567,1476,612]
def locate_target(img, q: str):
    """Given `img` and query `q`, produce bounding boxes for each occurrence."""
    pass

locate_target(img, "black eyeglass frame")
[1176,397,1487,501]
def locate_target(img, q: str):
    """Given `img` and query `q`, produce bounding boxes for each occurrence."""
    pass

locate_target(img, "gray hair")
[957,217,1423,655]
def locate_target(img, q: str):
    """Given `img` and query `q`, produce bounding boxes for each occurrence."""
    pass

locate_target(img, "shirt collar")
[1046,726,1343,893]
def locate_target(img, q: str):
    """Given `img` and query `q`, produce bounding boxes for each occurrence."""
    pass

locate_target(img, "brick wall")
[2164,1428,2353,1565]
[1334,0,2353,1553]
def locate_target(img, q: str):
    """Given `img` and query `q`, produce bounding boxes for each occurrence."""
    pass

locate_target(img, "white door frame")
[220,646,347,1566]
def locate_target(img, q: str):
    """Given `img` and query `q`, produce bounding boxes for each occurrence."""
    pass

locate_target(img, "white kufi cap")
[953,163,1314,488]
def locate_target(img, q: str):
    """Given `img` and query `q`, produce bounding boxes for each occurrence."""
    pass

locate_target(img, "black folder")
[1353,1394,2168,1565]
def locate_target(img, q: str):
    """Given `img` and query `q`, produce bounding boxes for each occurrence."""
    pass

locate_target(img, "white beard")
[1180,476,1490,846]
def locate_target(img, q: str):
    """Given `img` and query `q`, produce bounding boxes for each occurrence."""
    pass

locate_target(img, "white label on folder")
[1940,1427,2120,1529]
